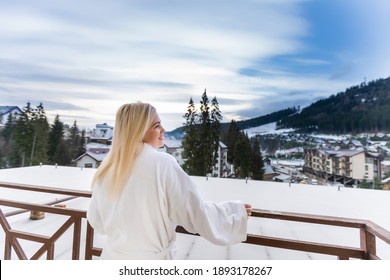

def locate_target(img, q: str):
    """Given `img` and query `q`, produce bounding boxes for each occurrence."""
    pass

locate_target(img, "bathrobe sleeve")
[163,156,248,245]
[87,186,105,234]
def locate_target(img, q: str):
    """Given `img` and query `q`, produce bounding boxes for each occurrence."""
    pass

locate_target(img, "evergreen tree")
[54,139,72,165]
[233,132,252,178]
[78,129,86,158]
[12,102,35,166]
[0,147,3,168]
[198,90,213,175]
[67,120,84,161]
[47,115,66,164]
[182,98,200,175]
[0,114,14,168]
[252,137,264,180]
[1,113,14,143]
[182,90,222,176]
[210,96,222,168]
[226,120,240,163]
[29,103,49,166]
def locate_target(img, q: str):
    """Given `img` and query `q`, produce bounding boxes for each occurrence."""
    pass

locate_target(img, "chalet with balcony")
[90,123,113,144]
[212,141,233,178]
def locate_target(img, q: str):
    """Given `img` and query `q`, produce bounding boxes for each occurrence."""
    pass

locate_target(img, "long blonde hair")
[91,102,156,197]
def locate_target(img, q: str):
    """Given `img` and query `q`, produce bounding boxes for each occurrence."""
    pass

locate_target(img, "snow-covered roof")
[382,160,390,166]
[163,138,182,148]
[95,123,113,129]
[75,150,108,162]
[381,177,390,184]
[0,106,22,115]
[273,174,290,181]
[331,148,365,157]
[351,140,363,147]
[263,163,275,174]
[0,106,22,125]
[86,143,111,150]
[219,141,227,149]
[1,165,390,260]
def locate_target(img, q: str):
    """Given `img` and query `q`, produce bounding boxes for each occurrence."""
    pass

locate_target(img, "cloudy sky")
[1,0,390,131]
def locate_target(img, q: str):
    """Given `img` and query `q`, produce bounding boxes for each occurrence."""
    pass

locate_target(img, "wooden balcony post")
[72,218,81,260]
[85,222,94,260]
[360,227,377,260]
[4,235,12,259]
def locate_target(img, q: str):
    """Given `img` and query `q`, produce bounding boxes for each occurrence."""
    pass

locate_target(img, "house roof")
[0,106,22,124]
[332,148,365,158]
[263,163,275,174]
[0,106,22,115]
[273,174,291,181]
[164,138,182,148]
[75,150,109,162]
[381,177,390,183]
[95,123,113,129]
[219,141,227,149]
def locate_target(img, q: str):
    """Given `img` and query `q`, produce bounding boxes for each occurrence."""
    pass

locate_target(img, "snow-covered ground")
[243,122,294,138]
[0,165,389,260]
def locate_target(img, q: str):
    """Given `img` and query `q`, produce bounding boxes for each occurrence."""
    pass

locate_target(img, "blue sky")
[1,0,389,131]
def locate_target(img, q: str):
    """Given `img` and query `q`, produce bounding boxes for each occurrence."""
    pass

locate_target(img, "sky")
[1,0,390,131]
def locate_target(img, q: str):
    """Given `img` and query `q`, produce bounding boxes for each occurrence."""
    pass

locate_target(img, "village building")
[0,106,22,127]
[89,123,113,145]
[262,159,277,181]
[74,147,110,169]
[210,142,233,178]
[75,124,232,177]
[382,177,390,191]
[304,147,382,186]
[158,139,184,165]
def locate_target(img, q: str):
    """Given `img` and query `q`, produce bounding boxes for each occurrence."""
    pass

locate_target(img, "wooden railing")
[1,182,390,260]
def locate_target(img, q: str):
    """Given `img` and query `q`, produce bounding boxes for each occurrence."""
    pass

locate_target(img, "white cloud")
[0,0,388,130]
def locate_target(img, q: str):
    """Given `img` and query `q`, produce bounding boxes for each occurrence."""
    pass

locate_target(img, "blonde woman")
[87,102,252,260]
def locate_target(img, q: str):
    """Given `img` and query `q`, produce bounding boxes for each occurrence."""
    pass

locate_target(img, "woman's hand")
[244,203,252,217]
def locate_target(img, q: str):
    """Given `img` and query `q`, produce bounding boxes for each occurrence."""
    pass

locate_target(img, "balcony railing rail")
[1,182,390,260]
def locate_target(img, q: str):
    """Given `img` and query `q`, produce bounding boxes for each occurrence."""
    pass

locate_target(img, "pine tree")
[226,120,240,163]
[198,90,213,175]
[29,103,49,166]
[210,96,222,170]
[233,132,252,178]
[182,98,199,175]
[1,114,14,143]
[12,102,35,166]
[0,113,15,167]
[47,115,65,164]
[252,137,264,180]
[67,121,84,161]
[78,129,86,158]
[182,91,222,177]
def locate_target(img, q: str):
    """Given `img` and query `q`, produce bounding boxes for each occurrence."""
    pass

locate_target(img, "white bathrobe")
[87,143,247,260]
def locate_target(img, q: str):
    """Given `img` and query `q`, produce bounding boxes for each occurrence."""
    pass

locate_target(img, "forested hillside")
[223,107,299,131]
[277,77,390,133]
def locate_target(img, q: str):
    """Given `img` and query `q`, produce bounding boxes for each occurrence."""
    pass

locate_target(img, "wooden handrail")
[1,182,390,260]
[0,181,91,197]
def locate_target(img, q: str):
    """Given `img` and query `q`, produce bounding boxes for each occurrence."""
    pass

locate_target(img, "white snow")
[0,165,389,260]
[243,122,294,137]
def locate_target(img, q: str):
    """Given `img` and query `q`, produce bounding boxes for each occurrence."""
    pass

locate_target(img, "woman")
[87,102,252,259]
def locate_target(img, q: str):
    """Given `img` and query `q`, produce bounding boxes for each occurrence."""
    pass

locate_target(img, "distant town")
[1,105,389,191]
[52,120,390,191]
